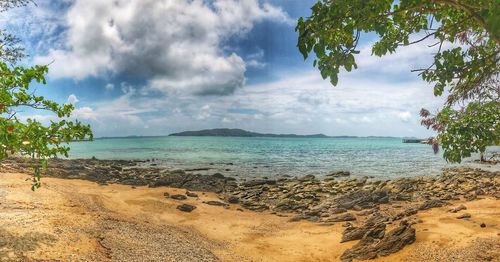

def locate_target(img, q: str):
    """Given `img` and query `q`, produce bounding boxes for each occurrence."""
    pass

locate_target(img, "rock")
[448,204,467,213]
[170,194,187,200]
[288,214,319,223]
[340,221,416,262]
[330,207,348,214]
[212,173,225,179]
[176,204,196,212]
[298,174,315,181]
[186,191,198,197]
[340,213,387,243]
[341,222,386,243]
[203,201,228,207]
[376,221,416,256]
[456,213,471,219]
[327,171,351,177]
[480,223,486,228]
[170,169,185,175]
[419,199,447,210]
[392,207,418,221]
[242,179,276,187]
[324,213,356,222]
[163,192,170,198]
[226,196,239,204]
[333,190,389,210]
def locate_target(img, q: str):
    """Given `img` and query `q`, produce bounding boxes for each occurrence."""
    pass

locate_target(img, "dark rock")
[226,196,239,204]
[330,207,348,214]
[341,213,388,243]
[176,204,196,212]
[333,190,389,210]
[456,213,471,219]
[325,213,356,222]
[480,223,486,228]
[341,221,416,261]
[376,221,416,256]
[242,179,276,187]
[171,194,187,200]
[448,204,467,213]
[288,214,319,222]
[327,171,351,177]
[186,191,198,197]
[392,207,418,221]
[203,201,228,207]
[341,222,386,243]
[419,199,447,210]
[163,192,170,197]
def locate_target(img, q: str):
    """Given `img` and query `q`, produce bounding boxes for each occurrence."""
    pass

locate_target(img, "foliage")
[0,63,93,189]
[297,0,499,162]
[0,0,33,12]
[0,0,33,64]
[421,102,499,163]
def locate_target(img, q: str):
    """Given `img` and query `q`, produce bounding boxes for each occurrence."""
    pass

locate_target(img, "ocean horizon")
[67,136,497,180]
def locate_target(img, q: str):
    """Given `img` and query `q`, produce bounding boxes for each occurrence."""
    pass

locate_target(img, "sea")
[67,136,498,180]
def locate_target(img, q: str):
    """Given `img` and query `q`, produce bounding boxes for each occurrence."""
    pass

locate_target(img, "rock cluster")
[1,157,498,261]
[0,157,236,193]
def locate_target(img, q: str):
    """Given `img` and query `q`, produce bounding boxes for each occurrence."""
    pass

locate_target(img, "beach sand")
[1,172,498,261]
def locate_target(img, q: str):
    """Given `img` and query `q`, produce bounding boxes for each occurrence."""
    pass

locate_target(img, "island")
[168,128,342,138]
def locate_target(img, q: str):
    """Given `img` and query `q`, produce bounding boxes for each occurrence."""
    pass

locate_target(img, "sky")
[2,0,447,137]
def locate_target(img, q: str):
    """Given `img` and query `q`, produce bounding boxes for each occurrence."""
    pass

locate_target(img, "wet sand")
[1,172,498,261]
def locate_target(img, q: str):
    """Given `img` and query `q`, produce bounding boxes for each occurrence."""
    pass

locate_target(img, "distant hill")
[169,128,336,138]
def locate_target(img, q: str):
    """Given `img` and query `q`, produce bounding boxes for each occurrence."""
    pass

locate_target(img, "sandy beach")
[1,170,498,262]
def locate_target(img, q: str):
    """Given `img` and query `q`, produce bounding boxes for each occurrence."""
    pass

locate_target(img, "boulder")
[340,221,416,261]
[171,194,187,200]
[186,191,198,197]
[176,204,196,212]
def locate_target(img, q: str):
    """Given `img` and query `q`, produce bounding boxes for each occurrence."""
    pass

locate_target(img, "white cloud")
[105,83,114,91]
[67,94,79,105]
[397,111,412,122]
[72,106,97,120]
[69,69,445,137]
[33,0,289,95]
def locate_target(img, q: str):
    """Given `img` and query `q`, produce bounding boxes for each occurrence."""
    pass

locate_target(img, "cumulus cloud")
[34,0,289,95]
[66,94,79,105]
[69,69,445,137]
[72,106,97,120]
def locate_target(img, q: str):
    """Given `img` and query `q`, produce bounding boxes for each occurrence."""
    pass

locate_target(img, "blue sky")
[2,0,446,137]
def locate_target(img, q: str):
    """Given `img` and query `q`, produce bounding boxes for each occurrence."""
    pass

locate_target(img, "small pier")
[402,138,425,143]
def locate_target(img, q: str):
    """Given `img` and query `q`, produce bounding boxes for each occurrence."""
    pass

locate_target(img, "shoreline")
[0,158,499,261]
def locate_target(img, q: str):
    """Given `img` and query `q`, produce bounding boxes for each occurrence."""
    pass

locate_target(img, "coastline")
[0,158,499,261]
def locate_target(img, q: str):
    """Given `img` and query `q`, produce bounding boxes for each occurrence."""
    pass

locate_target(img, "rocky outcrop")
[340,221,416,261]
[2,158,498,261]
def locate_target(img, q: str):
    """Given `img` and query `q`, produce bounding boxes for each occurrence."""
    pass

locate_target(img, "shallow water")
[68,136,497,179]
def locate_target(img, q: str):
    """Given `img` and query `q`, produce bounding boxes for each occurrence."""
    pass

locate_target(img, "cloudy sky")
[3,0,446,137]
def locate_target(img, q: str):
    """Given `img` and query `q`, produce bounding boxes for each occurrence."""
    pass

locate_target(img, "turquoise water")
[67,136,492,179]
